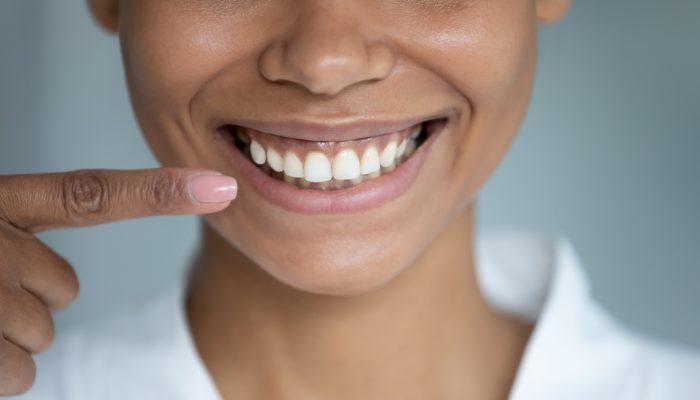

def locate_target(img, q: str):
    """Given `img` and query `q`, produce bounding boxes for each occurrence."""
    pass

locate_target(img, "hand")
[0,168,237,395]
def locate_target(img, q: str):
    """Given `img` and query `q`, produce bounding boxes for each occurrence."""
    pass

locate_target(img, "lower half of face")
[119,0,538,295]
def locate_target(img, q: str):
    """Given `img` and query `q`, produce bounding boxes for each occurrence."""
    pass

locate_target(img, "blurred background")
[1,1,699,347]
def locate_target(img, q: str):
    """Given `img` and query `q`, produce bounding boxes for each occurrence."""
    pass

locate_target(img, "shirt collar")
[173,229,607,400]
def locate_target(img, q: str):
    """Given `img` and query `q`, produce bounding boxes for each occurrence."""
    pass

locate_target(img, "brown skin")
[101,0,568,398]
[0,168,235,395]
[0,0,570,397]
[98,0,571,295]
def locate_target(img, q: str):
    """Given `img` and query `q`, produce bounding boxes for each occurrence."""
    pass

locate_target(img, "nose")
[258,7,395,96]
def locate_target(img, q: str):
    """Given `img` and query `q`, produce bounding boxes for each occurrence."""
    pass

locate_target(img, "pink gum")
[240,126,415,158]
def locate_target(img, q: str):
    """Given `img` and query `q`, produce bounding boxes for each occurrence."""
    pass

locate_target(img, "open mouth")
[219,118,446,191]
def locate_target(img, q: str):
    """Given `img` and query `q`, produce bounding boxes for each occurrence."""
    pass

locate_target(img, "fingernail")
[189,174,238,204]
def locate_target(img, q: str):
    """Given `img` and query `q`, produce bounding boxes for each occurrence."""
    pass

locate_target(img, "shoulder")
[8,283,218,400]
[482,228,700,399]
[630,331,700,398]
[545,295,700,399]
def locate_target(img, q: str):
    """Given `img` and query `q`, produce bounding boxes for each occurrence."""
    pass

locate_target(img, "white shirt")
[11,229,700,399]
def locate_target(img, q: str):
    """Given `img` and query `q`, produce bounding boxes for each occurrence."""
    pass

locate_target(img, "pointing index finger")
[0,168,237,233]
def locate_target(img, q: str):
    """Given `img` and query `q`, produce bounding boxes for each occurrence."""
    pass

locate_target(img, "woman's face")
[99,0,562,295]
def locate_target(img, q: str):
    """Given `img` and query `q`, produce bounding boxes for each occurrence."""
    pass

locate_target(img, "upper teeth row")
[248,127,420,183]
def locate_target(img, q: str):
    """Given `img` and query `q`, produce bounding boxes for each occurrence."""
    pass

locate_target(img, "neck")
[186,202,532,399]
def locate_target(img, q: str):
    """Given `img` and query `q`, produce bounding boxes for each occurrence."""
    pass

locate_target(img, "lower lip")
[224,124,445,215]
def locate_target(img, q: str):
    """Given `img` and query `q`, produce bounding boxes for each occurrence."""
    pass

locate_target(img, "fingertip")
[189,174,238,204]
[198,199,235,215]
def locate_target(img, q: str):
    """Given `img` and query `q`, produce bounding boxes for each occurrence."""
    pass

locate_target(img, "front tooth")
[304,152,332,182]
[360,146,380,175]
[380,142,397,168]
[396,138,407,159]
[267,148,284,172]
[284,152,304,178]
[250,140,266,165]
[332,149,361,180]
[410,125,422,139]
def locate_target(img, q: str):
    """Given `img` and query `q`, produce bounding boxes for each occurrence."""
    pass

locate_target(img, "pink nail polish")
[189,174,238,204]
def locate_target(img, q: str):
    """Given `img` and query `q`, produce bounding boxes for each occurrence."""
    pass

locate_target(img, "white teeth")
[250,140,266,165]
[304,152,332,182]
[360,146,380,175]
[380,142,397,168]
[332,149,361,180]
[404,138,417,157]
[410,125,421,139]
[396,138,407,160]
[251,132,421,188]
[284,152,304,178]
[266,148,284,172]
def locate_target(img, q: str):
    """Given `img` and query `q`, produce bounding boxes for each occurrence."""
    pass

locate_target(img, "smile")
[224,121,440,190]
[217,116,450,214]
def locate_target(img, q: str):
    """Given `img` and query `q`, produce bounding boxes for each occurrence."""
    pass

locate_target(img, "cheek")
[119,3,268,168]
[120,4,229,105]
[395,3,538,204]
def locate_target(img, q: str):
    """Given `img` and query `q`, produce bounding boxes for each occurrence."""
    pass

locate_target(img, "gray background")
[1,1,699,347]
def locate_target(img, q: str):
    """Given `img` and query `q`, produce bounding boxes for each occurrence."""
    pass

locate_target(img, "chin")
[206,213,414,297]
[268,254,407,297]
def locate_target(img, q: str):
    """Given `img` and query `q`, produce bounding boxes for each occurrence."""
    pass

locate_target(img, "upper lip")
[217,109,454,142]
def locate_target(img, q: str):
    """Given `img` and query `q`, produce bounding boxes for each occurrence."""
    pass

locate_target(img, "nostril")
[366,41,396,78]
[258,42,287,83]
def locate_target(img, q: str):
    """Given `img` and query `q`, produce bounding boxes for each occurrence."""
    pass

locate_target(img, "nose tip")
[259,34,395,96]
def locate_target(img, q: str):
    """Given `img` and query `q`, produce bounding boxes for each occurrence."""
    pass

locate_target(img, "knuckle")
[0,343,36,395]
[61,170,111,221]
[13,356,36,395]
[145,170,187,213]
[33,314,56,354]
[15,292,56,354]
[59,265,80,308]
[49,257,80,311]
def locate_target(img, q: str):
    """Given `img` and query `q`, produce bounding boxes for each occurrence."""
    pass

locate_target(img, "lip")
[214,109,453,142]
[221,118,449,214]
